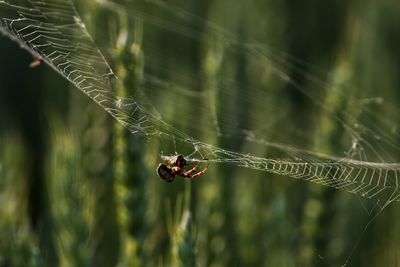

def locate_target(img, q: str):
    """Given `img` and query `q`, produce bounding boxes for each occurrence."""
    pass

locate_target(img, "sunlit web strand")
[1,0,400,208]
[0,0,156,135]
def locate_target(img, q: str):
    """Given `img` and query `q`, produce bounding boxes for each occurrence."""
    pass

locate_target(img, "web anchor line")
[189,142,400,207]
[255,160,398,205]
[0,0,156,136]
[1,0,400,209]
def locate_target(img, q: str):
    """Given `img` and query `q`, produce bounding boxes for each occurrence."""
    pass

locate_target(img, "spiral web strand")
[0,0,154,135]
[1,0,400,210]
[183,142,400,209]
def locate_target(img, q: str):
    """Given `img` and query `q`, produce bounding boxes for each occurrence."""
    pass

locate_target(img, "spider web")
[1,0,400,211]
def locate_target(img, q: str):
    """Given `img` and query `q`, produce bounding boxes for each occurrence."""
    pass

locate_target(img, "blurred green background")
[1,0,400,266]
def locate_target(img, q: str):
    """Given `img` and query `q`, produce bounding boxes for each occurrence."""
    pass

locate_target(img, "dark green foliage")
[1,1,400,267]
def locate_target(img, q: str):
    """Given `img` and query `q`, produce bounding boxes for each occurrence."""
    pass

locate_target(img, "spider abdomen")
[157,163,175,183]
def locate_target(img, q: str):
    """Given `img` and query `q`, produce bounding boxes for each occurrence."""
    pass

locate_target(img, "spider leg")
[188,163,209,180]
[181,160,209,180]
[181,163,200,177]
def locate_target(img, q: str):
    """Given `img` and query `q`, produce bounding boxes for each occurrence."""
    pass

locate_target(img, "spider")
[157,154,209,183]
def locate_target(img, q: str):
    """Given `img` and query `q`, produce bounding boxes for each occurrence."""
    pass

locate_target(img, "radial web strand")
[1,0,400,210]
